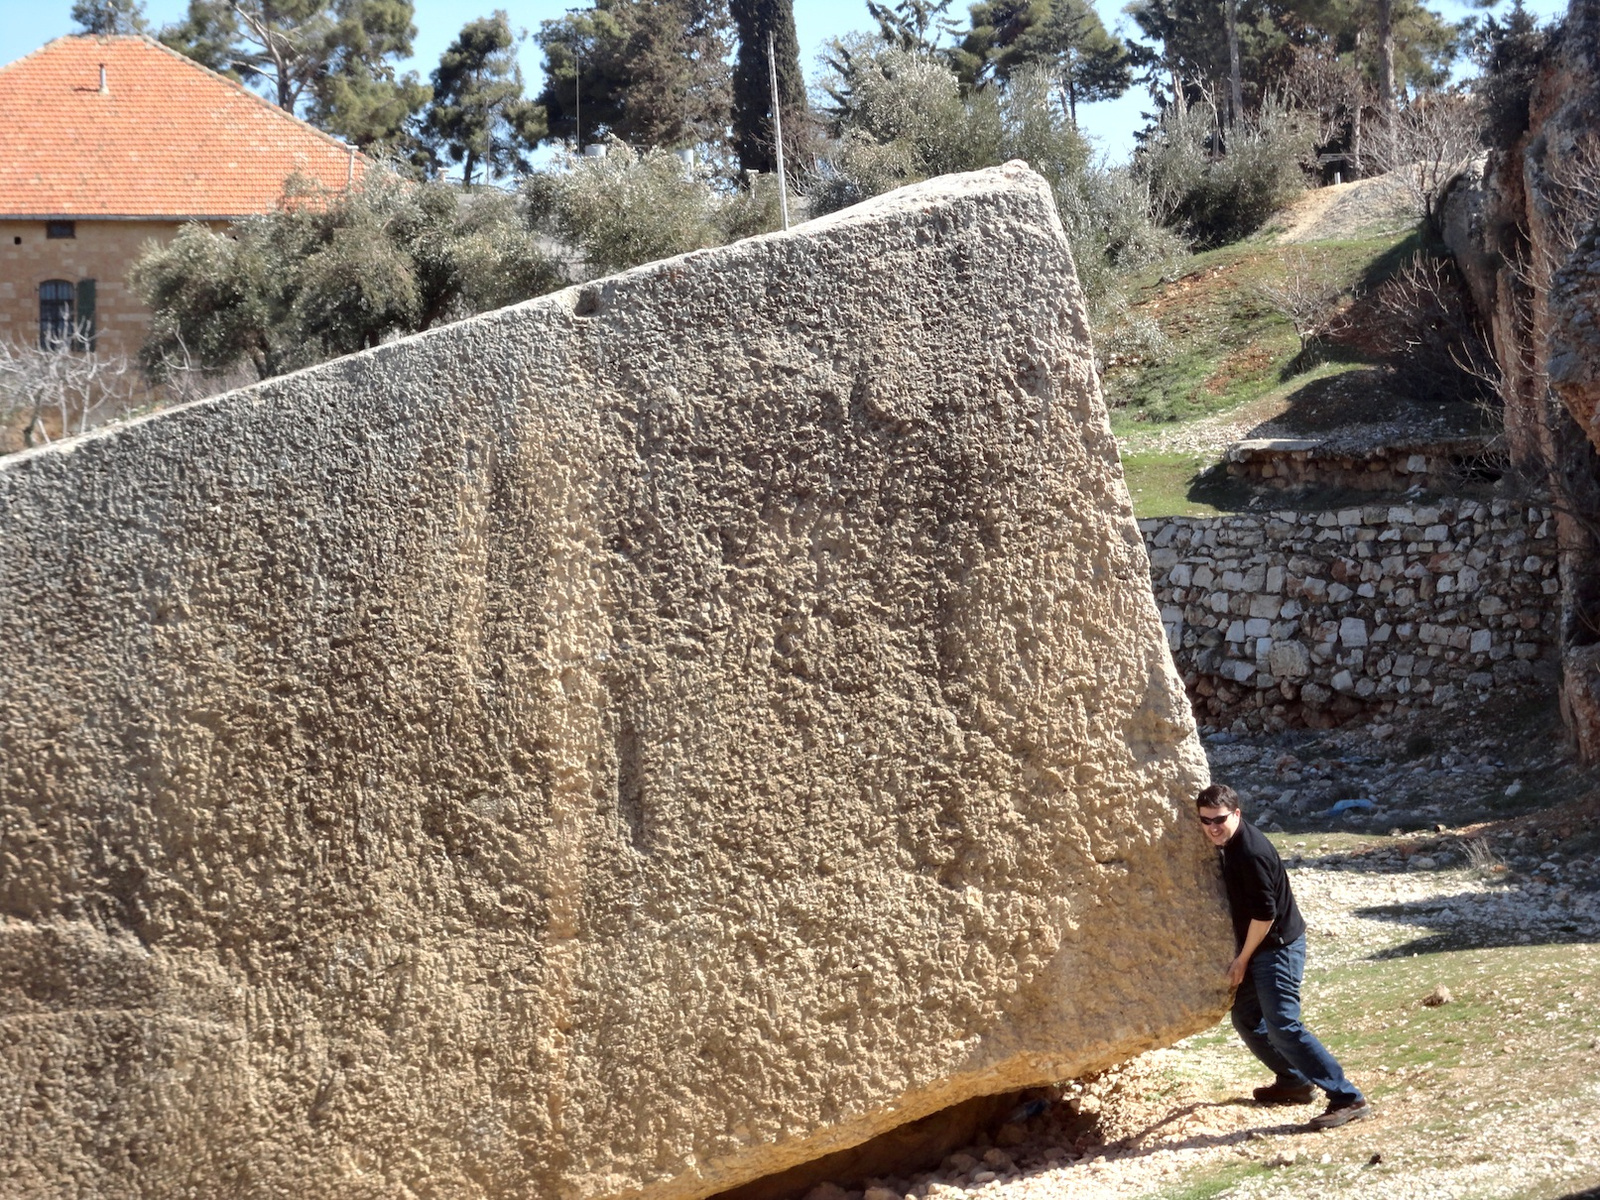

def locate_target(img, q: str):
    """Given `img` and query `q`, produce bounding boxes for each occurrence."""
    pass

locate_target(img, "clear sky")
[0,0,1574,164]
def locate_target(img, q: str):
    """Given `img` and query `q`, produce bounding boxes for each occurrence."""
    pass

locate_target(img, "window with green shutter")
[39,280,72,349]
[75,279,96,351]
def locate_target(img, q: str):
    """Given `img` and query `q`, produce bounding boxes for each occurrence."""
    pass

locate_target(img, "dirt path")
[1276,174,1417,244]
[1115,392,1295,456]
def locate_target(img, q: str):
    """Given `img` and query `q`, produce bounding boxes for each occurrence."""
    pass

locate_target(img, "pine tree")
[423,12,547,186]
[71,0,148,35]
[1124,0,1457,124]
[1011,0,1132,122]
[867,0,958,53]
[161,0,427,150]
[1465,0,1550,148]
[950,0,1041,89]
[311,0,432,151]
[536,0,731,151]
[729,0,807,178]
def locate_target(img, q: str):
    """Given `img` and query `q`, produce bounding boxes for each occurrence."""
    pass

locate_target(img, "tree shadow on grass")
[1350,890,1600,959]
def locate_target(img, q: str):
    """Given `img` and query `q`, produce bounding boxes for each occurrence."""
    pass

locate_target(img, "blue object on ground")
[1007,1098,1051,1123]
[1326,798,1377,815]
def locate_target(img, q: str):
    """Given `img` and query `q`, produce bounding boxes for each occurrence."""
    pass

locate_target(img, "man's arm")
[1228,918,1273,987]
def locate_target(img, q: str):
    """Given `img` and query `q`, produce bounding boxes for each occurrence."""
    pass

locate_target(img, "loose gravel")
[801,718,1600,1200]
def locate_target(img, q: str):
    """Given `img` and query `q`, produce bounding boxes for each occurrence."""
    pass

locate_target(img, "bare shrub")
[1462,836,1506,876]
[1285,45,1369,176]
[1370,91,1485,228]
[143,335,258,409]
[1255,249,1342,353]
[1522,134,1600,284]
[1095,312,1173,379]
[1359,251,1499,406]
[0,332,141,453]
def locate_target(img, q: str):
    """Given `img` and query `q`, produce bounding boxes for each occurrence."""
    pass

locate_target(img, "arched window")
[39,280,73,350]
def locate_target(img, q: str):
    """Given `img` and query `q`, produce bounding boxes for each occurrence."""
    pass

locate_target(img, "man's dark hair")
[1196,783,1240,811]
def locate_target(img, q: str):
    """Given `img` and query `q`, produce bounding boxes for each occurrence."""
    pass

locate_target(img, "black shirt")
[1219,818,1307,951]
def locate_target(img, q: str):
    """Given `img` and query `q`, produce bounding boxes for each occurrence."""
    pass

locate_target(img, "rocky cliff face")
[0,165,1225,1200]
[1443,0,1600,758]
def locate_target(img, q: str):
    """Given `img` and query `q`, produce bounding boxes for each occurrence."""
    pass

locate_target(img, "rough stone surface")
[0,165,1224,1200]
[1439,0,1600,760]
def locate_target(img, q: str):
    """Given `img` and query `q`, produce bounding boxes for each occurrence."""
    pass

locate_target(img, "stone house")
[0,34,364,364]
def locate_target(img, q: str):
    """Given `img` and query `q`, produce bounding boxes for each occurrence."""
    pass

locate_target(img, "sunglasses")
[1197,813,1233,827]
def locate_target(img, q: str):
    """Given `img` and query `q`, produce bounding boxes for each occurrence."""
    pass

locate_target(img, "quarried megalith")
[0,163,1226,1200]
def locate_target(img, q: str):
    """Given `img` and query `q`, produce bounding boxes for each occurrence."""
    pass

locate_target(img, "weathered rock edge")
[0,163,1225,1200]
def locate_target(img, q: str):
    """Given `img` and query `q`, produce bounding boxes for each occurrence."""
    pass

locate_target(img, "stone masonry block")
[0,168,1225,1200]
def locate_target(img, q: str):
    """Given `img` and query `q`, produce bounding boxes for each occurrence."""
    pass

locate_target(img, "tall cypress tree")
[729,0,806,179]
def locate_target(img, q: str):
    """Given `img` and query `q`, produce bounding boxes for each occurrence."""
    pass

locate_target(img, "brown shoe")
[1309,1098,1373,1129]
[1253,1081,1316,1105]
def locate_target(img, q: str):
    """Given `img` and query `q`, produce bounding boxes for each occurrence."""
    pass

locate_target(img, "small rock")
[943,1153,978,1173]
[803,1186,850,1200]
[1505,780,1524,797]
[1422,985,1453,1007]
[1269,1149,1299,1167]
[863,1188,901,1200]
[970,1170,998,1184]
[981,1149,1014,1170]
[993,1123,1026,1147]
[1410,856,1437,870]
[1320,1152,1333,1164]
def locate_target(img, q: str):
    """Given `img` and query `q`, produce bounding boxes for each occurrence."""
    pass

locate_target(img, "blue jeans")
[1232,935,1362,1103]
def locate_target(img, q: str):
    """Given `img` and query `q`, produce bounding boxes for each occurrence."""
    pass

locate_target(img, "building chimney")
[98,64,107,95]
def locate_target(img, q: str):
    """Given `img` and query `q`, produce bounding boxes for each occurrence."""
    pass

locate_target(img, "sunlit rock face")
[0,163,1223,1200]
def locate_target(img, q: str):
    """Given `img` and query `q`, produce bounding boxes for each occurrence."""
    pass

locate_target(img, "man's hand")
[1229,919,1274,989]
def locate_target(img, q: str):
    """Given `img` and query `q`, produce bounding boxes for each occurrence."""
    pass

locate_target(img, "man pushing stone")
[1196,783,1372,1130]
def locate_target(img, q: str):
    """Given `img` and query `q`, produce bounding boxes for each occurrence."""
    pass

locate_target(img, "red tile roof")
[0,35,367,219]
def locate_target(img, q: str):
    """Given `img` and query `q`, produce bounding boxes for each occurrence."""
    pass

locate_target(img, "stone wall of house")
[0,218,184,360]
[1142,499,1562,732]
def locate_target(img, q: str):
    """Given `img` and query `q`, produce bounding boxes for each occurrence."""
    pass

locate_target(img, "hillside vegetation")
[1105,178,1492,519]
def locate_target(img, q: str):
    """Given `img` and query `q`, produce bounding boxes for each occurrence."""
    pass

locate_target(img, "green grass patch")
[1120,451,1238,518]
[1135,941,1600,1198]
[1139,1161,1270,1200]
[1104,227,1424,432]
[1313,943,1600,1082]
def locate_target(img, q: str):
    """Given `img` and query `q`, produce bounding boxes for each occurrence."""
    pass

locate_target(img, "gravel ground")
[1115,396,1295,456]
[801,716,1600,1200]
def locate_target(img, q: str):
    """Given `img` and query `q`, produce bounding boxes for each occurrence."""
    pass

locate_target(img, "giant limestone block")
[0,163,1226,1200]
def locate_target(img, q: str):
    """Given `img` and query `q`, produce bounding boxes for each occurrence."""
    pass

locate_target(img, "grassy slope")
[1105,222,1427,519]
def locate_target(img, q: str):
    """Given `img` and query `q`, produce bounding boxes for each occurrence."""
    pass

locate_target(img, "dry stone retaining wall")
[1142,499,1562,731]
